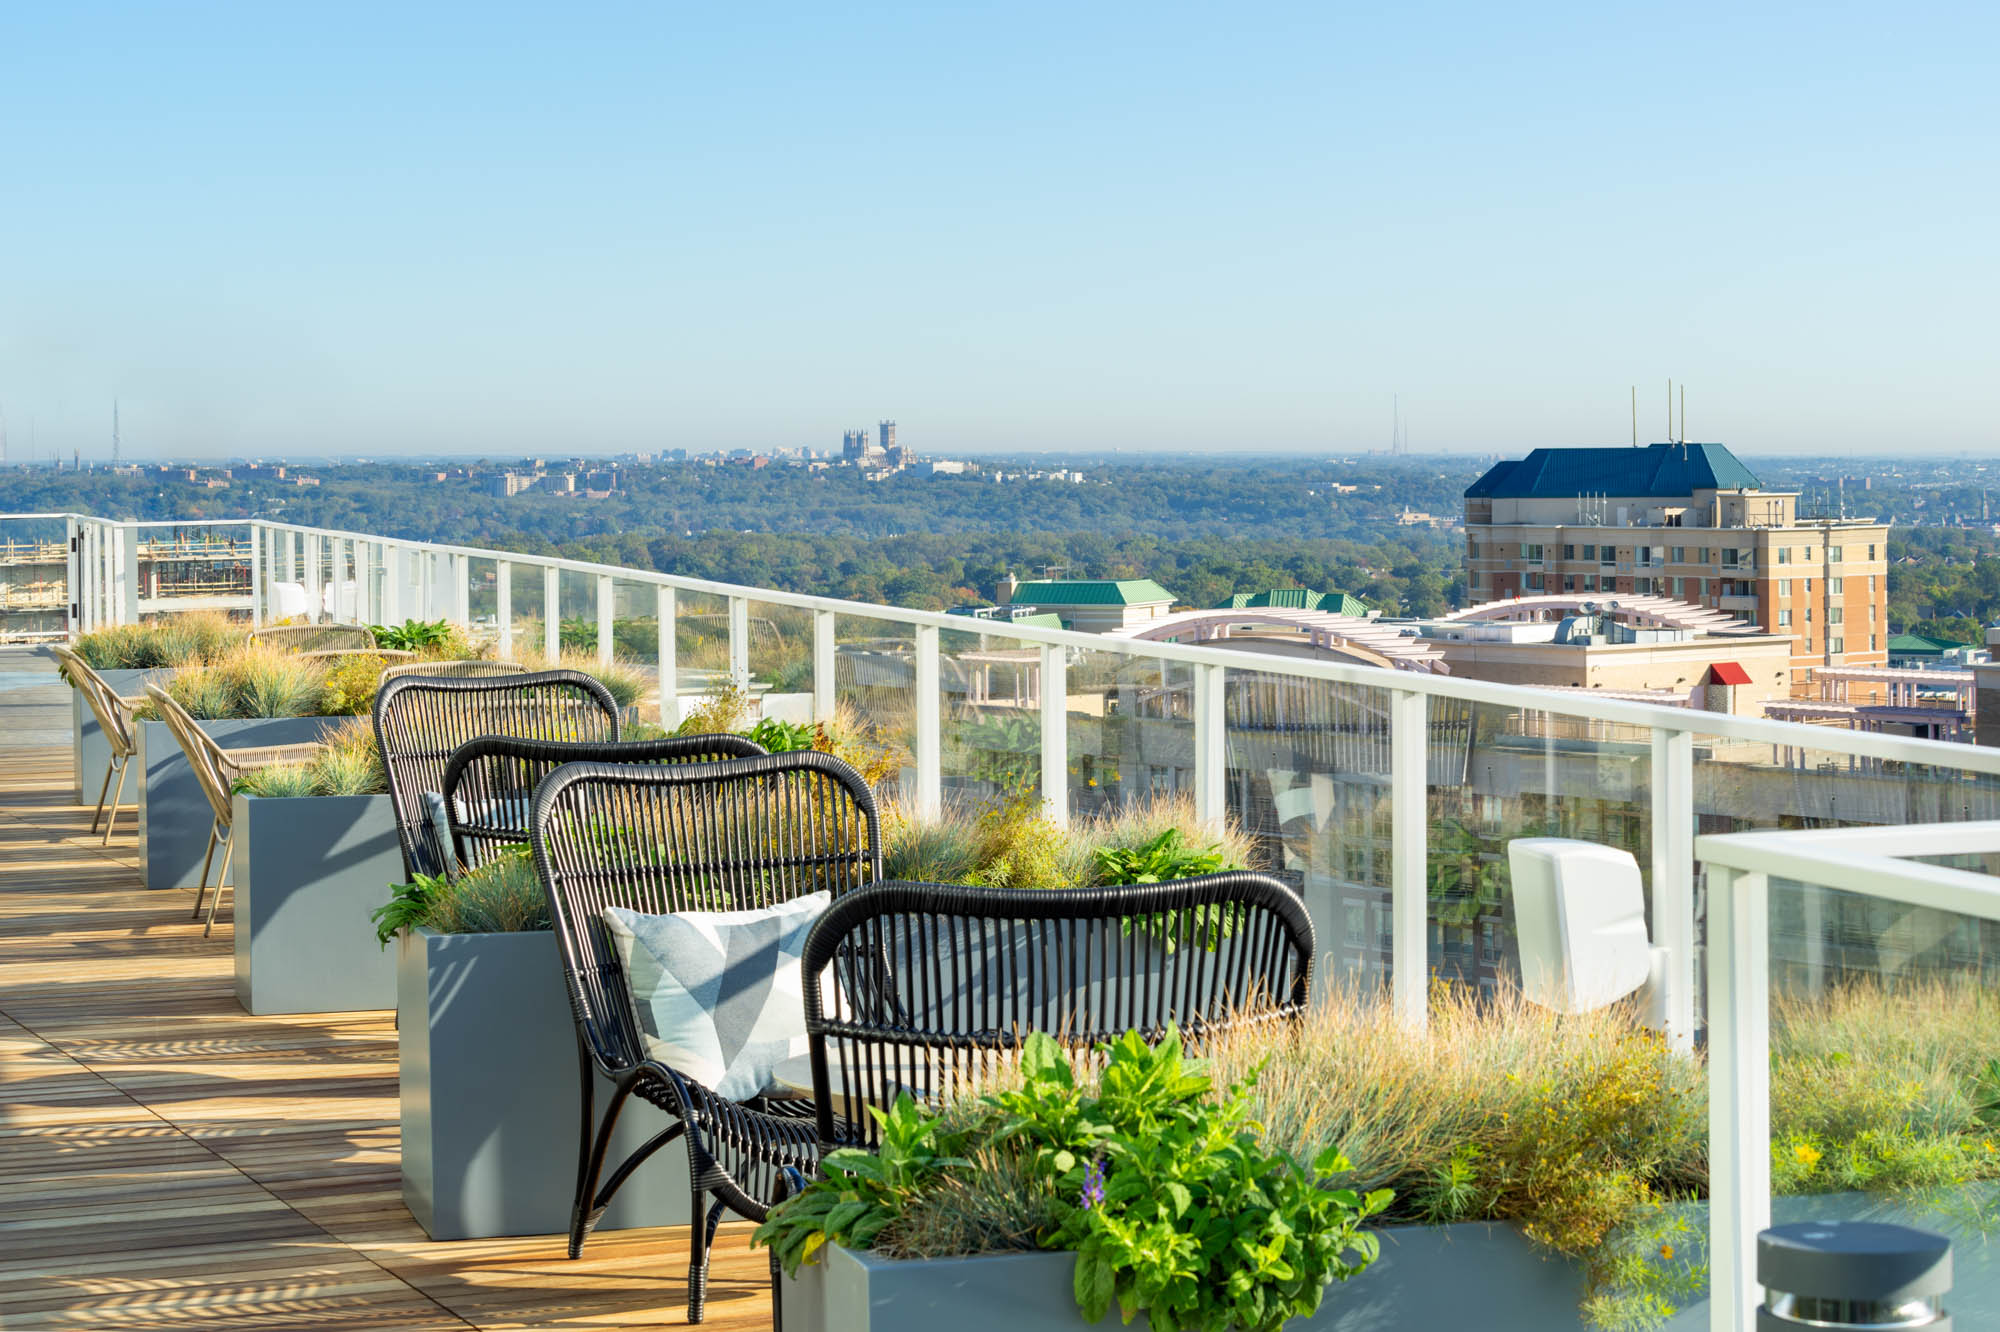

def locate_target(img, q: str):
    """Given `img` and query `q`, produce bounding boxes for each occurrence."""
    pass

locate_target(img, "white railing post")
[80,524,97,631]
[914,623,942,817]
[1041,643,1069,827]
[813,609,836,723]
[496,561,513,659]
[382,545,403,625]
[115,527,138,624]
[452,553,470,627]
[728,595,750,695]
[64,517,80,636]
[543,566,560,662]
[362,541,380,626]
[1650,727,1698,1051]
[1706,865,1770,1332]
[596,574,615,666]
[249,526,265,627]
[306,533,324,619]
[657,586,677,726]
[1193,662,1226,826]
[417,550,434,620]
[1390,687,1429,1031]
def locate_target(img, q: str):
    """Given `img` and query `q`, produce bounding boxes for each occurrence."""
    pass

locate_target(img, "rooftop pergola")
[1103,607,1450,673]
[1438,593,1764,636]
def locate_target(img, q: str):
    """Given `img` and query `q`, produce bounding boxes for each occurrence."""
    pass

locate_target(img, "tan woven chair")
[378,659,526,682]
[53,646,145,843]
[248,623,377,652]
[294,647,418,666]
[143,684,329,936]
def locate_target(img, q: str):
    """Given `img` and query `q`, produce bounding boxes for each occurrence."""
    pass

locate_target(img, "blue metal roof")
[1465,443,1762,499]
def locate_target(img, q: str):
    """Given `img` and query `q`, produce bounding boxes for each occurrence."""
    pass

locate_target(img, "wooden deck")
[0,734,774,1329]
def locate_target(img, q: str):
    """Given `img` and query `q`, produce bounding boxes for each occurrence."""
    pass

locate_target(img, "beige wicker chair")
[378,659,526,682]
[248,623,377,652]
[143,684,329,936]
[294,647,418,666]
[52,647,145,843]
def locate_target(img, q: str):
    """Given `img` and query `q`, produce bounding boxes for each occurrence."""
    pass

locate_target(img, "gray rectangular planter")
[397,927,691,1240]
[136,715,348,890]
[781,1188,2000,1332]
[230,793,403,1015]
[71,666,174,804]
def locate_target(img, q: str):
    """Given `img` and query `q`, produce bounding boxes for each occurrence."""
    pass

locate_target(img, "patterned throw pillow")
[603,893,831,1101]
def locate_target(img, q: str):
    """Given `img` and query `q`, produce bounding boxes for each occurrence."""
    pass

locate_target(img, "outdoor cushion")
[419,789,537,876]
[603,892,831,1101]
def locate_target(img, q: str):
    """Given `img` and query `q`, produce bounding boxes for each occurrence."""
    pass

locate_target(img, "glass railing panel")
[1223,669,1394,988]
[833,614,914,804]
[746,599,813,724]
[672,589,732,726]
[1425,696,1654,999]
[0,516,69,639]
[500,557,547,659]
[939,625,1041,811]
[1690,734,2000,1001]
[1064,647,1194,819]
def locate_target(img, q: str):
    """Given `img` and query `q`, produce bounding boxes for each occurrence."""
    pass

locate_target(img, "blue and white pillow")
[603,893,830,1101]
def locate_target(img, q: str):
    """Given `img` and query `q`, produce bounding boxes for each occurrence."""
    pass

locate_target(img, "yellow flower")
[1659,1243,1674,1261]
[1791,1141,1823,1169]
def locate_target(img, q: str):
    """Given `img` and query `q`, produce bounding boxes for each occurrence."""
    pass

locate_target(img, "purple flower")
[1080,1155,1107,1210]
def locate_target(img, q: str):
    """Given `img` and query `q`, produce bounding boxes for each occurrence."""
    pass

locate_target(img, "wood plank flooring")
[0,743,774,1330]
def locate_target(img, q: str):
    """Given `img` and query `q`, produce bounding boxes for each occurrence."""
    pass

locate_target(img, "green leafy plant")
[371,845,550,944]
[757,1029,1389,1332]
[746,716,816,753]
[370,618,456,651]
[371,873,447,945]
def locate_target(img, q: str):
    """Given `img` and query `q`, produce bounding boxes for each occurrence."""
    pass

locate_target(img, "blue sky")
[1,2,1994,459]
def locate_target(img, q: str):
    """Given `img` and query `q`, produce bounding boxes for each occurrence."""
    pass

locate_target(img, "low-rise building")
[998,575,1176,634]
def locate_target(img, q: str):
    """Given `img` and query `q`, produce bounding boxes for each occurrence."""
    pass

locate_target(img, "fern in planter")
[1094,826,1243,952]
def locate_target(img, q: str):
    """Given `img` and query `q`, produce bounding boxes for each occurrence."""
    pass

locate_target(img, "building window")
[1581,544,1596,560]
[1648,546,1665,565]
[1868,543,1877,560]
[1345,904,1366,947]
[1829,546,1843,562]
[1672,577,1685,596]
[1869,604,1876,621]
[1804,547,1813,561]
[1521,543,1543,561]
[1722,549,1739,567]
[1805,607,1813,623]
[1830,636,1844,653]
[1635,577,1652,594]
[1777,579,1791,595]
[1562,544,1575,560]
[1601,548,1616,565]
[1778,609,1792,627]
[1804,577,1813,592]
[1526,572,1544,590]
[1869,634,1877,651]
[1828,607,1843,624]
[1563,574,1577,592]
[1828,577,1843,593]
[1468,541,1479,558]
[1779,547,1792,565]
[1582,574,1598,591]
[1670,546,1685,562]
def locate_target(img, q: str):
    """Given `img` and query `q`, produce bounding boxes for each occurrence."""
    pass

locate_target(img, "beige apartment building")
[1462,443,1887,694]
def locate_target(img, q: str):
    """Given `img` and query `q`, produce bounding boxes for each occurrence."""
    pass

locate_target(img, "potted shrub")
[769,977,2000,1332]
[65,613,243,803]
[228,721,402,1015]
[382,850,693,1240]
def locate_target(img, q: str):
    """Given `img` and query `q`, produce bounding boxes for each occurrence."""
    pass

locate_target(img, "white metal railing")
[1695,822,2000,1332]
[17,509,2000,1332]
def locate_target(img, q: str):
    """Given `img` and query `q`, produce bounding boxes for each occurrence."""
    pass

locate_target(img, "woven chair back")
[529,752,882,1076]
[380,659,528,683]
[437,732,766,873]
[54,647,137,759]
[799,873,1315,1153]
[249,623,376,652]
[373,669,621,878]
[143,683,237,827]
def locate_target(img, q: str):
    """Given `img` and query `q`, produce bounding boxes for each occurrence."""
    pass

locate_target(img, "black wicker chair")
[373,669,622,879]
[437,732,767,872]
[798,872,1316,1155]
[529,752,883,1322]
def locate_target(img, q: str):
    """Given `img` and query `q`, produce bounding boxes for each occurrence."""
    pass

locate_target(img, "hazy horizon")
[3,4,1995,460]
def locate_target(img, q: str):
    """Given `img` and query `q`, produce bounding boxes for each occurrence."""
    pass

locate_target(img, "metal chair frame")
[53,646,145,844]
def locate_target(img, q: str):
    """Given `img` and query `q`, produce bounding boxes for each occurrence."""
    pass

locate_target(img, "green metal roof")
[1009,579,1175,606]
[1216,588,1371,617]
[1009,612,1064,629]
[1465,443,1762,500]
[1887,632,1972,655]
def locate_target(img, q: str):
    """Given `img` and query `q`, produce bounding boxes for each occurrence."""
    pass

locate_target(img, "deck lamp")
[1505,838,1672,1031]
[1757,1221,1950,1329]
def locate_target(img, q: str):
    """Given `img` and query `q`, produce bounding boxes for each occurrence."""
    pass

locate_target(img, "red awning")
[1707,661,1753,686]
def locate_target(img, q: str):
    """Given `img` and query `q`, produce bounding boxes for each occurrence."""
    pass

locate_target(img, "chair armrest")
[219,741,330,774]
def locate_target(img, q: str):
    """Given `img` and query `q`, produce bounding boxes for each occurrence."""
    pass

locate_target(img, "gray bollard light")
[1758,1220,1951,1330]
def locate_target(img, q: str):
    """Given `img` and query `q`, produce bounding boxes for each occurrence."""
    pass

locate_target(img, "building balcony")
[9,510,2000,1332]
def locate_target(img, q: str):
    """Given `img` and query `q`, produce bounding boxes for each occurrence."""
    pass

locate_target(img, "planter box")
[781,1188,2000,1332]
[397,927,691,1240]
[230,793,403,1015]
[135,715,348,890]
[71,667,174,805]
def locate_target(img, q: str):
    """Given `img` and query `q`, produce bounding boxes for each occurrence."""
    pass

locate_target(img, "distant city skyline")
[1,3,1995,459]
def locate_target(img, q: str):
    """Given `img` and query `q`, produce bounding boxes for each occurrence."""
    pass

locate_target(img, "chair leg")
[567,1057,626,1259]
[687,1191,725,1323]
[192,824,219,920]
[89,760,115,834]
[203,825,235,937]
[101,758,128,846]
